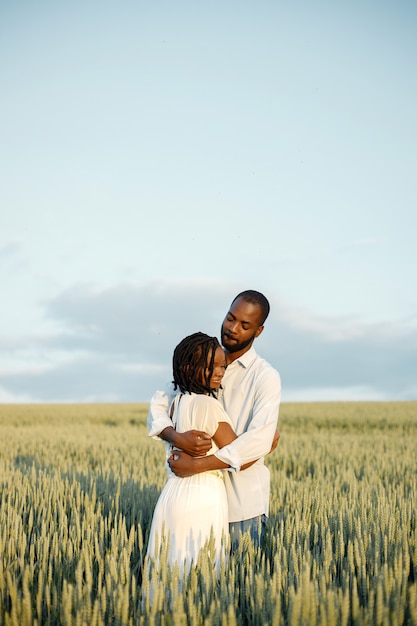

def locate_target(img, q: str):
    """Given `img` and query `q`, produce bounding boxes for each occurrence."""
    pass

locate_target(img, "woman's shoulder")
[186,393,220,407]
[187,393,230,432]
[186,393,226,416]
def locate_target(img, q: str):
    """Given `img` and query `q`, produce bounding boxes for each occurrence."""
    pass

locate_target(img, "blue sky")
[1,0,416,403]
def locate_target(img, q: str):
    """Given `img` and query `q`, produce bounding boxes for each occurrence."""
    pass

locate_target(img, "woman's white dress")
[146,392,232,574]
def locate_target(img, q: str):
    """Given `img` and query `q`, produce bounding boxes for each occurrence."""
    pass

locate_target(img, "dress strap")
[169,393,183,430]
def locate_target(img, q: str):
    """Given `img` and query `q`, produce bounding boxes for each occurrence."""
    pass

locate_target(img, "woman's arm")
[212,423,257,470]
[148,386,212,456]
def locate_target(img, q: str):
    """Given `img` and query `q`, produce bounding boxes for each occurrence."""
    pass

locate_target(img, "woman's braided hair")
[172,332,221,397]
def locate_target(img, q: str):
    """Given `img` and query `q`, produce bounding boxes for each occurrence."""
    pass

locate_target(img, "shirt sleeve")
[214,367,281,471]
[147,382,176,439]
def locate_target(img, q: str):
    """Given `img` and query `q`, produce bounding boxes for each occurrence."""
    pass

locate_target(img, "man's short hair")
[232,290,270,325]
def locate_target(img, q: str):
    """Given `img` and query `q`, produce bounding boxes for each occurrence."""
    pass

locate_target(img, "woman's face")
[204,345,227,390]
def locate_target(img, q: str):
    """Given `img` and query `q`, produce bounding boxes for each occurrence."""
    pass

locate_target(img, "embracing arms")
[169,426,280,477]
[148,386,212,456]
[168,366,281,477]
[148,372,281,478]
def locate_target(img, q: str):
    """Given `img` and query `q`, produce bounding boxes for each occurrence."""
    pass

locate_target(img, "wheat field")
[0,401,416,625]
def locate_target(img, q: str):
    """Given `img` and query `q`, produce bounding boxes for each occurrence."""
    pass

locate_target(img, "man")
[148,289,281,548]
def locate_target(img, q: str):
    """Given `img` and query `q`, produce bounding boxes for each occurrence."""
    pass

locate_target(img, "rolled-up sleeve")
[215,368,281,471]
[147,383,176,439]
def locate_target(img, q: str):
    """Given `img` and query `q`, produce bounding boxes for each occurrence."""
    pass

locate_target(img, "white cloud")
[0,386,41,404]
[0,279,416,403]
[0,239,22,260]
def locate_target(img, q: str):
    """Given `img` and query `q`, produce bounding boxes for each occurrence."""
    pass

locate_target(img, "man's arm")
[168,428,280,477]
[148,386,212,456]
[215,368,281,470]
[168,450,227,476]
[168,368,281,476]
[147,386,174,438]
[270,428,280,453]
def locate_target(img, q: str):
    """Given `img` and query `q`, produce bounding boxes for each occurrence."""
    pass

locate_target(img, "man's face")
[221,297,264,355]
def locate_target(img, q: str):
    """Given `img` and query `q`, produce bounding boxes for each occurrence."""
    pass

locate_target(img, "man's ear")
[255,325,264,339]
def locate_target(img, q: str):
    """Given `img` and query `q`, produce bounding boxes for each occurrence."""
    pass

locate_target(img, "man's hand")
[174,430,212,456]
[168,449,225,477]
[168,450,198,477]
[269,429,280,454]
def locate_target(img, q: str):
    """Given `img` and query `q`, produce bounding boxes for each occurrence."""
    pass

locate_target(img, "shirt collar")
[230,345,257,369]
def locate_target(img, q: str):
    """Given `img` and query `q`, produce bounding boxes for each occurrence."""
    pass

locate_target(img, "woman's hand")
[174,430,212,456]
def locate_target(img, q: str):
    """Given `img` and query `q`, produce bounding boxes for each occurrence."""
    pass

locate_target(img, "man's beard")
[221,325,256,354]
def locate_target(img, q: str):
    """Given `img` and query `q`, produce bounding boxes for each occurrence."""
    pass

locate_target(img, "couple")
[146,290,281,573]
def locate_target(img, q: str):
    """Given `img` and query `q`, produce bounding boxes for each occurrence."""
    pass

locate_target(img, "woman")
[145,332,239,575]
